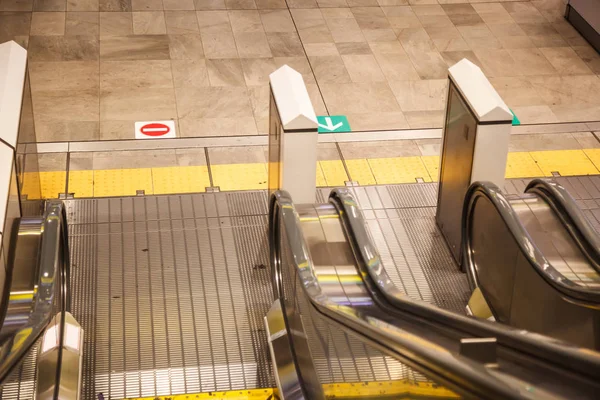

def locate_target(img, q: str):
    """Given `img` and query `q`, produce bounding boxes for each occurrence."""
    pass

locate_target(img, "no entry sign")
[135,120,176,139]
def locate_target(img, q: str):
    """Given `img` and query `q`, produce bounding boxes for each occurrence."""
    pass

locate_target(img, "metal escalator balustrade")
[463,180,600,350]
[269,189,580,400]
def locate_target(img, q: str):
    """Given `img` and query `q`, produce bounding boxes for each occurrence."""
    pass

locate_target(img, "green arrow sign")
[317,115,351,133]
[510,109,520,126]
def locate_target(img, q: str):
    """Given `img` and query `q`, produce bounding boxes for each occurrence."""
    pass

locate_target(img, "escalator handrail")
[0,202,69,383]
[525,178,600,274]
[330,188,600,382]
[463,181,600,304]
[270,190,535,400]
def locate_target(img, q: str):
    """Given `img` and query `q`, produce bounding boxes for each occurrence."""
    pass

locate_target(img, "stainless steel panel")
[436,82,478,263]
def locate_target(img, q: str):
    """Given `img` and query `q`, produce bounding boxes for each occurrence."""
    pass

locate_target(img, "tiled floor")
[2,0,599,142]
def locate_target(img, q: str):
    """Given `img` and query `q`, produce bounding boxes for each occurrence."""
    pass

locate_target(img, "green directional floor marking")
[317,115,351,133]
[510,108,520,126]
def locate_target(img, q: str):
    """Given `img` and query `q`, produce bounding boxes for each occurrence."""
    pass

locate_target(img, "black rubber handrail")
[270,190,540,400]
[0,202,69,384]
[330,187,600,383]
[525,178,600,274]
[463,181,600,305]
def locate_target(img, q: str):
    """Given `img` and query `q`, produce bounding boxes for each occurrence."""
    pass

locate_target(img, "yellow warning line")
[122,380,459,399]
[19,149,600,200]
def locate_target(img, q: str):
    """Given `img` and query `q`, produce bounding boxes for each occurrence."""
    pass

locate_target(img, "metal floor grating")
[4,177,600,399]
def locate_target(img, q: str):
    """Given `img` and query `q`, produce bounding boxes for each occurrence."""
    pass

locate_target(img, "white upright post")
[268,65,319,204]
[436,58,513,263]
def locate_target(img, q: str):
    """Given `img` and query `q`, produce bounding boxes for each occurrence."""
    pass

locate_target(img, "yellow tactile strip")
[19,149,600,199]
[122,380,458,399]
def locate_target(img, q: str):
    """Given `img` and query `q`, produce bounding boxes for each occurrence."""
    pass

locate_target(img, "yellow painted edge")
[29,148,600,199]
[122,379,459,399]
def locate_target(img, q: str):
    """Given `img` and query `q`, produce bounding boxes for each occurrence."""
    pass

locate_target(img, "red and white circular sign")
[135,120,177,139]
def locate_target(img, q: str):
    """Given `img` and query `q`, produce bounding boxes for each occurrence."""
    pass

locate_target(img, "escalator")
[463,179,600,349]
[268,184,600,399]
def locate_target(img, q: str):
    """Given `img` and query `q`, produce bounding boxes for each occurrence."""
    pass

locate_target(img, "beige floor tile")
[273,56,316,84]
[518,21,556,36]
[305,43,339,56]
[229,10,262,33]
[68,0,99,11]
[92,149,178,169]
[133,11,166,34]
[347,0,378,6]
[287,0,317,7]
[550,104,600,123]
[489,76,544,107]
[528,33,567,48]
[377,0,408,4]
[241,58,277,86]
[69,152,93,170]
[36,119,100,141]
[497,35,535,49]
[65,11,100,36]
[290,8,323,29]
[100,60,173,89]
[572,132,600,148]
[165,10,199,34]
[29,61,99,91]
[340,140,419,159]
[510,105,558,124]
[415,138,440,156]
[446,12,484,27]
[168,34,204,59]
[235,31,272,58]
[309,55,352,84]
[31,11,66,35]
[502,2,546,24]
[207,58,245,86]
[552,20,588,47]
[397,27,436,52]
[29,35,100,61]
[99,0,131,12]
[539,47,593,76]
[352,6,391,30]
[196,10,230,33]
[346,111,410,130]
[337,42,372,55]
[171,59,209,87]
[572,45,600,75]
[34,0,66,11]
[389,79,446,112]
[175,86,253,119]
[194,0,226,9]
[260,9,294,33]
[99,11,132,36]
[406,50,448,79]
[425,25,470,51]
[175,148,208,166]
[100,120,134,139]
[0,0,33,11]
[131,0,162,10]
[440,50,482,69]
[256,0,286,8]
[163,0,194,9]
[403,110,444,128]
[178,116,257,136]
[208,146,266,165]
[509,48,556,76]
[417,14,454,28]
[247,84,269,117]
[320,82,400,114]
[530,75,600,106]
[381,6,422,29]
[361,28,396,42]
[316,142,341,162]
[342,54,385,82]
[474,48,521,77]
[225,0,257,9]
[374,51,420,81]
[33,89,99,121]
[0,12,31,43]
[486,22,526,37]
[318,0,348,6]
[306,83,327,115]
[266,32,304,57]
[201,32,238,58]
[100,35,169,60]
[328,24,366,43]
[100,87,176,120]
[441,3,476,14]
[509,133,581,151]
[36,153,68,171]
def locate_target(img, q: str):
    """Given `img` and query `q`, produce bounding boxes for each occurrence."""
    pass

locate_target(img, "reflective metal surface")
[0,202,69,383]
[270,190,561,399]
[331,188,600,396]
[463,182,600,349]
